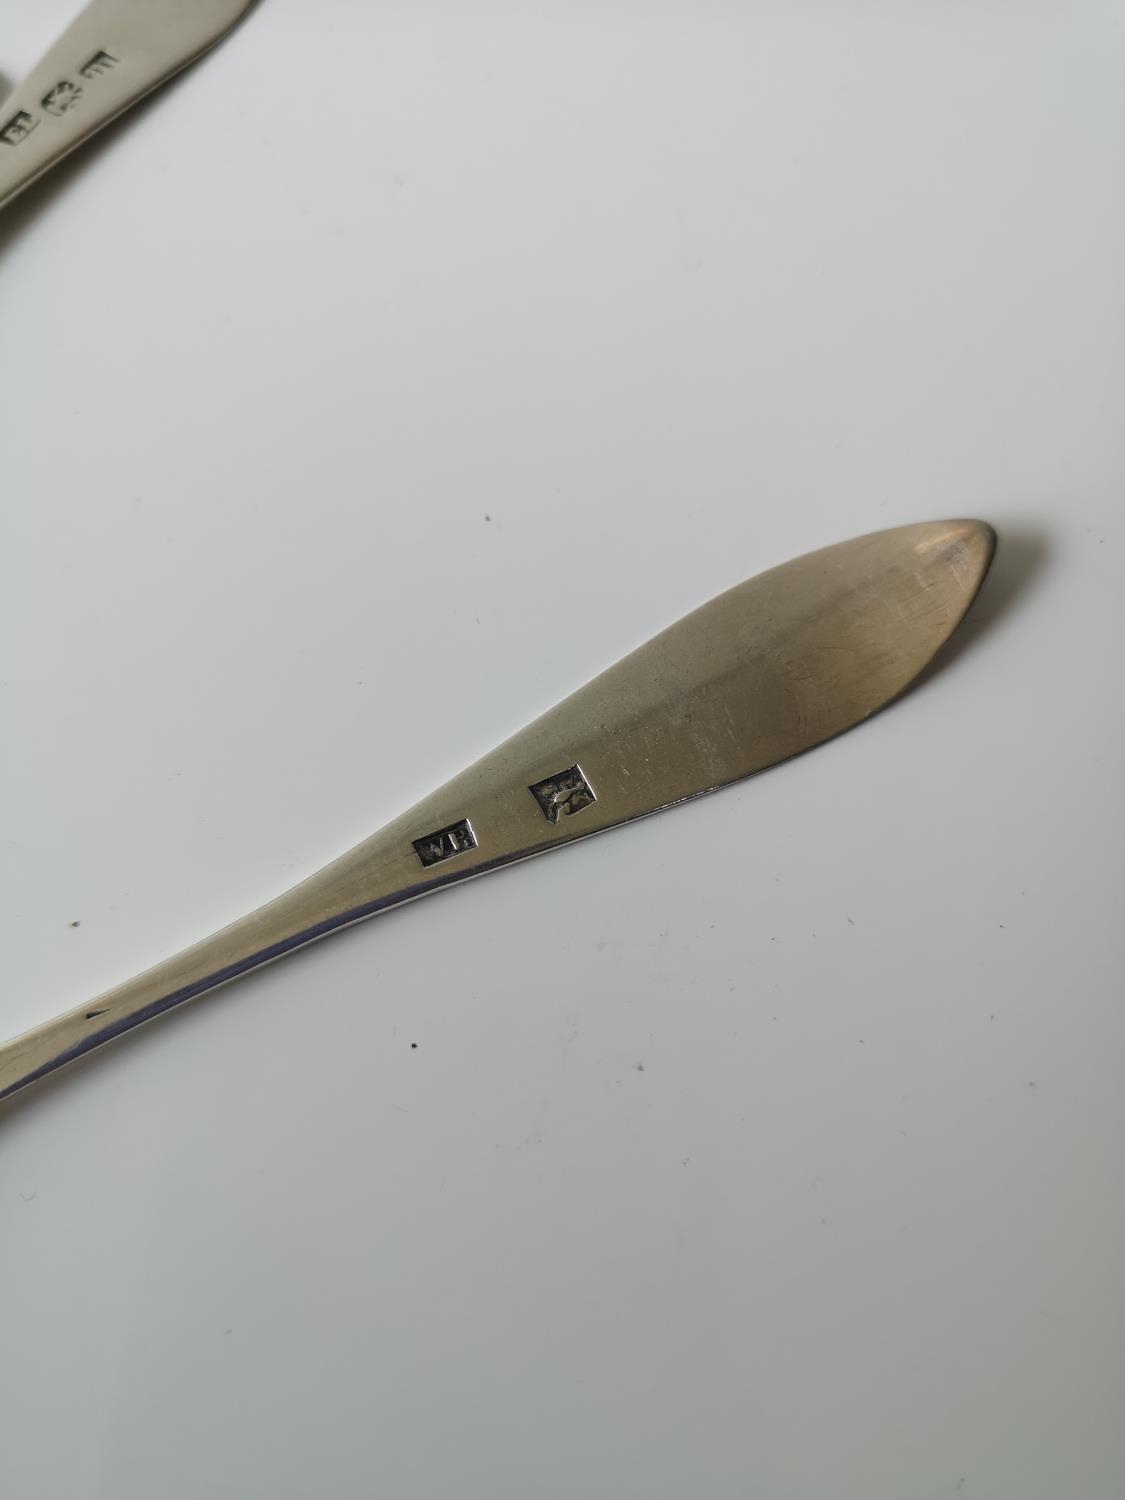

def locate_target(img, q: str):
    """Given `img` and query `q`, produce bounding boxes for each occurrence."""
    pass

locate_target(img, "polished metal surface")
[0,0,255,213]
[0,520,995,1103]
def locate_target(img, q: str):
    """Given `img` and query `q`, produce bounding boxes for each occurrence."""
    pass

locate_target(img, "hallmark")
[0,110,39,146]
[42,81,83,116]
[80,50,119,80]
[1,48,121,148]
[413,818,477,868]
[529,765,595,824]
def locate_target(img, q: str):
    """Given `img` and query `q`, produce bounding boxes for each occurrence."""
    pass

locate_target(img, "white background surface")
[1,3,1122,1497]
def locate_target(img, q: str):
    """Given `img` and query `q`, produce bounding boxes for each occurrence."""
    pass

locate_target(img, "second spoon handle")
[0,0,255,214]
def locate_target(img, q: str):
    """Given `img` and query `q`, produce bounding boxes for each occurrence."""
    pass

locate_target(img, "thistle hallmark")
[42,81,83,116]
[529,766,595,824]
